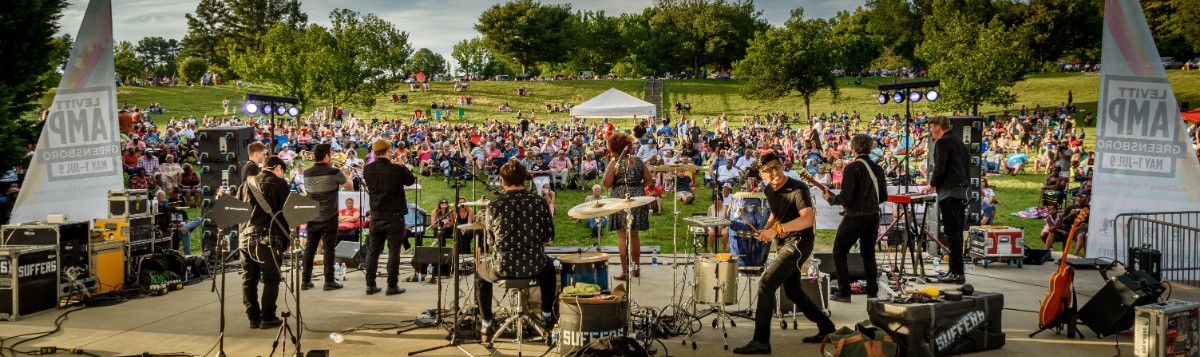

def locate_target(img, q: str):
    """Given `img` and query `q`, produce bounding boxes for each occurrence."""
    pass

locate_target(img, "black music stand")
[275,194,320,356]
[208,194,251,357]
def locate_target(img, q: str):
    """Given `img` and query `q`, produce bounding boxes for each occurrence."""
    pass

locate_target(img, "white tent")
[570,88,656,118]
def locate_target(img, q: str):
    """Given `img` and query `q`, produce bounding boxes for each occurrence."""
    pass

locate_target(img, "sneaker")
[386,286,406,295]
[301,281,315,290]
[323,281,344,291]
[366,286,382,295]
[249,319,261,329]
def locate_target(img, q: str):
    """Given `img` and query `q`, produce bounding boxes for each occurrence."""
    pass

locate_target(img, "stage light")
[244,103,258,114]
[909,90,923,103]
[287,106,300,116]
[275,104,287,116]
[893,92,904,104]
[926,89,940,102]
[878,93,888,105]
[262,103,274,115]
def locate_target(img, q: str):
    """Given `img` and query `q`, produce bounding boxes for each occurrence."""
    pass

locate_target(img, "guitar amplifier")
[1128,244,1163,283]
[1134,301,1200,357]
[2,221,95,297]
[90,240,126,294]
[1080,270,1165,338]
[868,292,1006,356]
[0,245,59,321]
[108,189,150,218]
[94,215,155,242]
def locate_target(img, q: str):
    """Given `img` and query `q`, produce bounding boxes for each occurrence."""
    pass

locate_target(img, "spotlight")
[275,105,287,116]
[909,90,923,103]
[893,92,904,104]
[925,90,940,102]
[287,106,300,116]
[262,103,274,115]
[878,93,888,105]
[244,103,258,114]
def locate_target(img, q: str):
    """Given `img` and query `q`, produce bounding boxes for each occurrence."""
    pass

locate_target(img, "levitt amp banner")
[10,0,123,224]
[1089,0,1200,260]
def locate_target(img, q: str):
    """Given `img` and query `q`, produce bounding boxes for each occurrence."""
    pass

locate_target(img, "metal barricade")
[1116,211,1200,287]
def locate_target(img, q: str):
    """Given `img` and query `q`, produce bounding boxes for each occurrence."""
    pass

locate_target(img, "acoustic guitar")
[1037,207,1089,328]
[795,171,845,216]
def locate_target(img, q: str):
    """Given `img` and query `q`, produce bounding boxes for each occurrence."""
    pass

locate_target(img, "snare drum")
[728,195,771,275]
[693,254,738,305]
[558,252,610,292]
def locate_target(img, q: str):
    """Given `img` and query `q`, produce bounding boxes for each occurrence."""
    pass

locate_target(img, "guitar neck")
[1057,208,1089,269]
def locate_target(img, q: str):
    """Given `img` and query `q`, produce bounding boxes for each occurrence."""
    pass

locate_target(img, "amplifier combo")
[1134,301,1200,357]
[108,189,149,218]
[1,221,95,297]
[0,245,59,321]
[93,216,155,242]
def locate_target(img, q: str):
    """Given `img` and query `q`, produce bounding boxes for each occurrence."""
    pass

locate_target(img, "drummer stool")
[488,278,552,353]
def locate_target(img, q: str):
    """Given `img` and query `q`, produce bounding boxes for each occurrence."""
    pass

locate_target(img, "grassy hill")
[38,72,1200,254]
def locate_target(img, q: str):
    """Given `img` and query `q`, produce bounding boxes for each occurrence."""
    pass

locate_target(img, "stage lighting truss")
[244,103,259,114]
[243,102,301,116]
[878,88,941,105]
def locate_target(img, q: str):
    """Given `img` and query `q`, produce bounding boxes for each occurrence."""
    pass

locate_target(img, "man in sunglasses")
[733,152,836,354]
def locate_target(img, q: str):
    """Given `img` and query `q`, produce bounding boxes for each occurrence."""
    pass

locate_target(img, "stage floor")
[3,252,1191,356]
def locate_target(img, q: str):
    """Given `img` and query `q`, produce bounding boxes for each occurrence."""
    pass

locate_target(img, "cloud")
[57,0,866,62]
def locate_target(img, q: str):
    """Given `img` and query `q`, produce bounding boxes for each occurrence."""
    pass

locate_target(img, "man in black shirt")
[476,160,556,343]
[921,116,970,284]
[236,156,291,329]
[301,144,352,291]
[824,135,888,303]
[362,139,417,295]
[242,142,265,183]
[734,152,836,354]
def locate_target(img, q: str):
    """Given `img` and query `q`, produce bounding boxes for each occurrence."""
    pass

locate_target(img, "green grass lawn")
[41,71,1200,253]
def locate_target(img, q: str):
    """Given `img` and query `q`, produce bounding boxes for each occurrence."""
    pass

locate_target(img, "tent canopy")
[570,88,656,118]
[1184,108,1200,123]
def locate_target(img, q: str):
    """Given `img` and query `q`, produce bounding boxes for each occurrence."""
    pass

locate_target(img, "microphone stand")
[410,159,476,357]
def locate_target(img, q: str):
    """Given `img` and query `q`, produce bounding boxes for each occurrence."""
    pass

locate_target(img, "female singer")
[603,133,652,280]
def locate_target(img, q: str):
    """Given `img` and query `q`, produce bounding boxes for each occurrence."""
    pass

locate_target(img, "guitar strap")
[857,157,882,206]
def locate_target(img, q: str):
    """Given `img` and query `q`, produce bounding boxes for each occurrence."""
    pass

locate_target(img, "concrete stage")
[3,251,1194,356]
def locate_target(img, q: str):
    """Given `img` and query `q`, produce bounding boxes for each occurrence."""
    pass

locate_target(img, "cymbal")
[601,196,656,211]
[459,198,491,207]
[457,222,485,230]
[732,191,766,199]
[568,200,620,219]
[651,164,703,172]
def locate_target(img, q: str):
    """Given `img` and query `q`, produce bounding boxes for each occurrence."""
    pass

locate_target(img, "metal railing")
[1116,211,1200,287]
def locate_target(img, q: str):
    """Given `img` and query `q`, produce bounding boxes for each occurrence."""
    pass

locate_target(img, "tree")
[0,0,67,175]
[996,0,1102,65]
[917,0,1032,115]
[229,24,329,109]
[181,0,306,76]
[114,41,144,83]
[570,10,625,75]
[323,9,412,109]
[451,37,487,77]
[475,0,575,75]
[733,9,839,119]
[863,0,932,66]
[1143,0,1200,58]
[406,48,448,78]
[650,0,767,74]
[830,9,883,74]
[48,34,72,72]
[177,57,209,85]
[136,36,182,77]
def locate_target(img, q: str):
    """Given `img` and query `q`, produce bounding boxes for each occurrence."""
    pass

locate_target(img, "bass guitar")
[795,171,845,216]
[1037,207,1089,328]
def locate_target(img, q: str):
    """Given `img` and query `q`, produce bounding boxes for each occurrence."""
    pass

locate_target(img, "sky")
[57,0,866,63]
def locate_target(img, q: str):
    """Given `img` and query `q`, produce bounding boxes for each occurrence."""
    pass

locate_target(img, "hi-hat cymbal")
[651,164,702,172]
[457,222,485,230]
[568,199,621,219]
[732,191,767,199]
[602,196,657,211]
[459,198,491,207]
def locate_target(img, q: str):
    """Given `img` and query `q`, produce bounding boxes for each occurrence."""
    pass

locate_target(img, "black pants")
[754,237,835,343]
[833,212,879,297]
[303,218,338,283]
[367,214,406,288]
[241,240,283,321]
[939,198,967,276]
[476,259,556,323]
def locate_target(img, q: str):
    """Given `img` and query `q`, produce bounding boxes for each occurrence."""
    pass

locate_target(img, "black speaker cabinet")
[869,291,1006,356]
[197,126,254,164]
[1079,270,1165,338]
[1,221,95,297]
[0,245,59,321]
[333,241,364,269]
[412,246,454,276]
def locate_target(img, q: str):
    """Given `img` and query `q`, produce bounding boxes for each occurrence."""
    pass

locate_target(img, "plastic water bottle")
[335,263,346,281]
[427,264,434,277]
[329,332,344,343]
[652,250,659,266]
[932,258,941,272]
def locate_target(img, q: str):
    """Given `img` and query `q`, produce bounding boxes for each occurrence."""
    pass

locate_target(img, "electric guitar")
[1037,207,1089,328]
[795,171,845,216]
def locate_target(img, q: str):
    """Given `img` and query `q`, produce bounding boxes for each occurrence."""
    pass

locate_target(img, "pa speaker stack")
[945,116,985,226]
[196,126,255,255]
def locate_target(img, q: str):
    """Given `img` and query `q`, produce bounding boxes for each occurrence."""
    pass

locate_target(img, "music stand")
[275,194,319,356]
[208,194,251,357]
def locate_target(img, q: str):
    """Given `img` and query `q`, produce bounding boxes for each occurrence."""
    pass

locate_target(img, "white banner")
[1088,0,1200,260]
[814,186,923,230]
[11,0,122,224]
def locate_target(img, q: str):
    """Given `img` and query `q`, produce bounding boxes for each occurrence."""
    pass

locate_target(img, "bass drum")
[728,194,771,275]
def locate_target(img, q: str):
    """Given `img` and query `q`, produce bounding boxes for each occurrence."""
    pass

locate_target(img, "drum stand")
[686,283,741,350]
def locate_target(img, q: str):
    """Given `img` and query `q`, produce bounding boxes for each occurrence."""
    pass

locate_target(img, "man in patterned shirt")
[476,160,557,342]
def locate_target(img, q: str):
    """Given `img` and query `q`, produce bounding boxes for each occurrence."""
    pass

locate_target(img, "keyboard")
[887,194,937,204]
